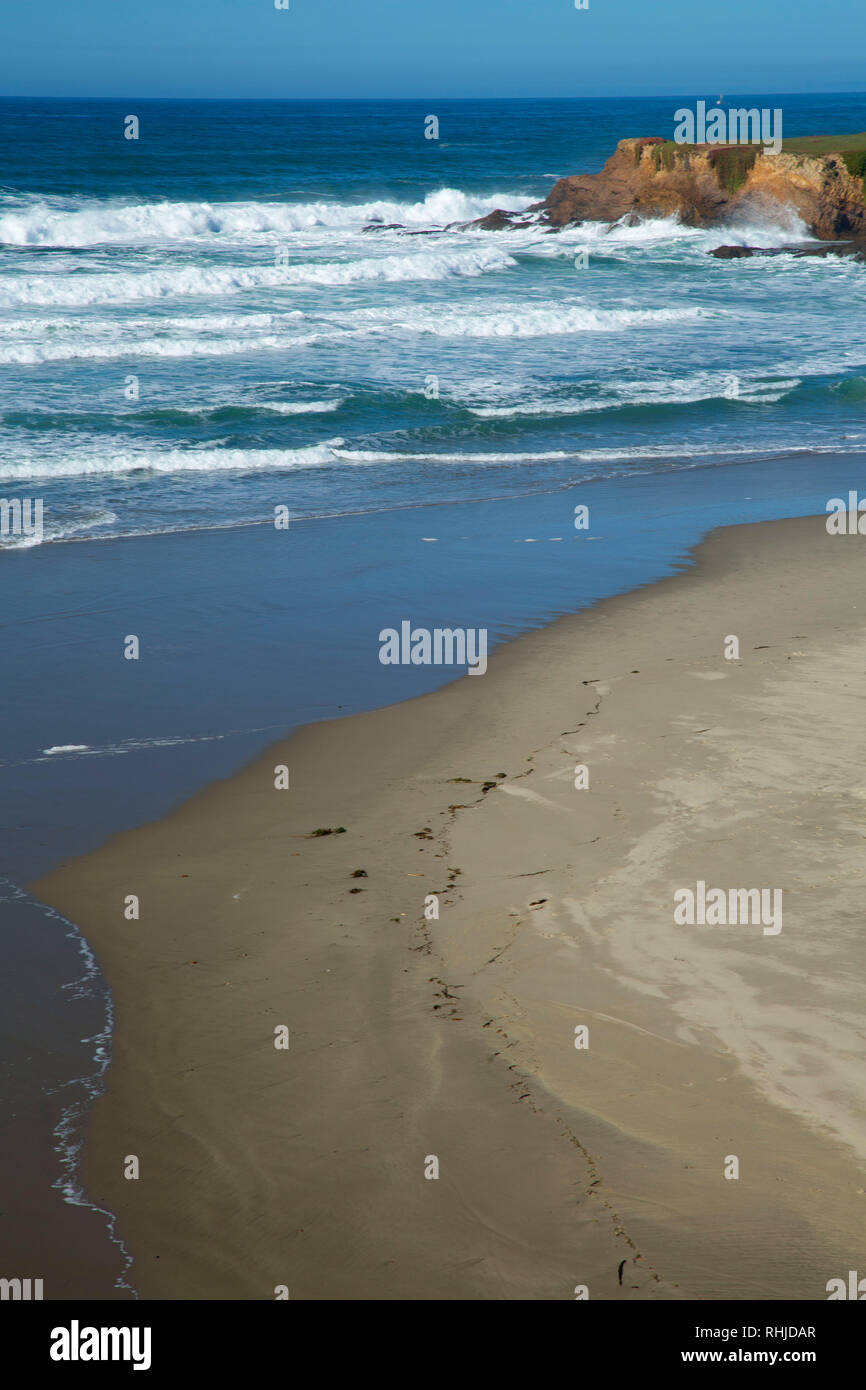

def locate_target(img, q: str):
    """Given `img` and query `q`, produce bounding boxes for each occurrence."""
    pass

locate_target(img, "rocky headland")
[457,133,866,257]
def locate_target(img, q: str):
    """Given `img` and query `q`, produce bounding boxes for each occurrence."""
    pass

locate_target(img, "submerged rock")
[459,208,539,232]
[710,244,756,258]
[710,240,865,260]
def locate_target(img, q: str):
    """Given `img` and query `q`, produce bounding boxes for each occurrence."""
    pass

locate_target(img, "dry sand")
[33,513,866,1299]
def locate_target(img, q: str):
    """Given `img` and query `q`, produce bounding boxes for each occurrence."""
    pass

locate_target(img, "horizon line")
[2,88,866,103]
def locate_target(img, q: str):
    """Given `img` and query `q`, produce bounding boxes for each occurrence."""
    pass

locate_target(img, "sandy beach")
[33,512,866,1300]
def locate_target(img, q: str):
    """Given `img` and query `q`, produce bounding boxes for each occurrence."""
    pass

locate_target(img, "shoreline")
[33,512,866,1299]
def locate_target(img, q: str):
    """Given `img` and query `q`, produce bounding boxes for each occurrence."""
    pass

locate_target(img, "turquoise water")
[2,94,866,546]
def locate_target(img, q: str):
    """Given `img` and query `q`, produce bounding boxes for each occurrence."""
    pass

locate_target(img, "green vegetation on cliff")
[781,132,866,158]
[708,145,761,192]
[648,140,759,191]
[783,133,866,187]
[644,132,866,195]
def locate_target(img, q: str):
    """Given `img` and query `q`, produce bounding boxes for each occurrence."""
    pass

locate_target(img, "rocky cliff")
[532,135,866,242]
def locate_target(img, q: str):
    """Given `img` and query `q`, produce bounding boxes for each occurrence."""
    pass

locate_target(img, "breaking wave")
[0,189,528,247]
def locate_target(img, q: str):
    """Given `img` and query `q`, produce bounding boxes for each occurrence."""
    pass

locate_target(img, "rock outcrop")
[475,135,866,244]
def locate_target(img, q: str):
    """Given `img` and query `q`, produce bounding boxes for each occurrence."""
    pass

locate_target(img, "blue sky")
[2,0,863,99]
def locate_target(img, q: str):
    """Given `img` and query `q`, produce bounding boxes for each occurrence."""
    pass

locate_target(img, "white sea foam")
[467,373,802,417]
[0,441,349,482]
[508,209,818,268]
[0,886,138,1298]
[7,426,844,486]
[337,439,854,466]
[5,725,286,761]
[383,301,723,338]
[0,299,721,363]
[0,333,326,364]
[0,190,527,247]
[557,214,707,250]
[0,508,119,546]
[259,399,344,414]
[331,447,575,464]
[1,195,806,256]
[0,244,514,309]
[716,205,812,246]
[0,440,587,482]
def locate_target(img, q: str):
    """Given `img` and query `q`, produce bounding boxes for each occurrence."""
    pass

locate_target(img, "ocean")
[2,93,866,1297]
[2,94,866,545]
